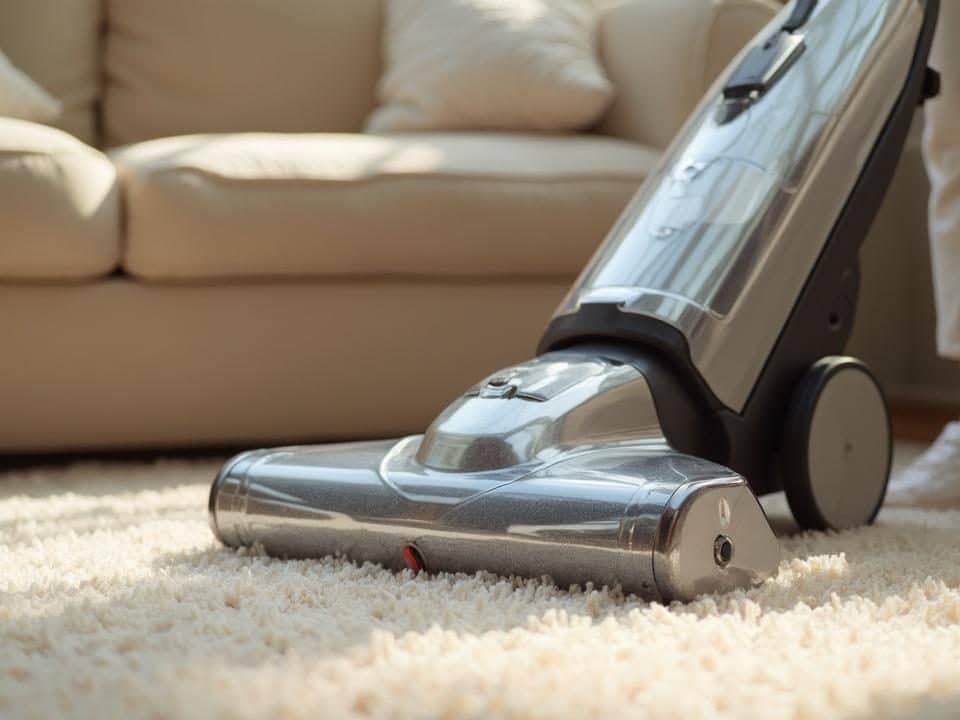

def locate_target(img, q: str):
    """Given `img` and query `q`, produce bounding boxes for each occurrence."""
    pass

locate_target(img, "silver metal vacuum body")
[210,0,940,602]
[211,352,780,601]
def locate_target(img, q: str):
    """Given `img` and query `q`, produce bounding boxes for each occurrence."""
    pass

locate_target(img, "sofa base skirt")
[0,278,568,453]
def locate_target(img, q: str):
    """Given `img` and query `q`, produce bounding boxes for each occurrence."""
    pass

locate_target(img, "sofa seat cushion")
[0,119,120,280]
[112,132,658,281]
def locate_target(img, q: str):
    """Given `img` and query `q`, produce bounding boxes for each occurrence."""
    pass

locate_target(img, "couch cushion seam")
[129,166,651,186]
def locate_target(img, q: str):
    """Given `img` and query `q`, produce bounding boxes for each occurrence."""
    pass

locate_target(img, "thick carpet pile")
[2,453,960,720]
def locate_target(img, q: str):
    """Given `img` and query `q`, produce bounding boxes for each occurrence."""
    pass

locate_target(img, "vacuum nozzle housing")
[210,352,779,602]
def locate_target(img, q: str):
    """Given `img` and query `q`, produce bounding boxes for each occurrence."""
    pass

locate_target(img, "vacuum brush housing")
[210,0,940,601]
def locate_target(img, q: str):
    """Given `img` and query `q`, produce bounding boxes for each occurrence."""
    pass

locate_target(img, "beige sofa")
[0,0,783,453]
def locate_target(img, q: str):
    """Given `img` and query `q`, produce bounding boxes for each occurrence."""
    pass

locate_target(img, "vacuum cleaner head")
[210,352,779,602]
[210,0,939,601]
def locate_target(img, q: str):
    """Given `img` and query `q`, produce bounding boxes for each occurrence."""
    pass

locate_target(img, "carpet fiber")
[2,451,960,720]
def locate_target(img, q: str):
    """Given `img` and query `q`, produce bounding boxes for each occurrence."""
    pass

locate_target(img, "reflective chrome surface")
[417,353,660,472]
[553,0,924,411]
[210,354,779,602]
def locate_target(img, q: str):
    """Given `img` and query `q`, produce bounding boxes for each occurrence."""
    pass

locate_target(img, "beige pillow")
[367,0,614,133]
[0,50,62,123]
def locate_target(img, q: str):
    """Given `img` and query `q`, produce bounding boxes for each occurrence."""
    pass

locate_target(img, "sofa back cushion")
[0,0,102,145]
[103,0,382,148]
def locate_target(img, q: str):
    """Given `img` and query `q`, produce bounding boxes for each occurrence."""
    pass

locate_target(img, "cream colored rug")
[2,449,960,720]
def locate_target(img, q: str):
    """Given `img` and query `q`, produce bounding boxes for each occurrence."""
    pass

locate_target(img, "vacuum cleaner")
[209,0,940,602]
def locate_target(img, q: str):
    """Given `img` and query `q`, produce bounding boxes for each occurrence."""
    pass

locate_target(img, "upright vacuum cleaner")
[209,0,940,602]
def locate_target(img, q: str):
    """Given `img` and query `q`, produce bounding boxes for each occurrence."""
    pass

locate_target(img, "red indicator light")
[401,544,424,573]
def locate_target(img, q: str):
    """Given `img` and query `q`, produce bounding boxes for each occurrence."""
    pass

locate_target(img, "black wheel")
[780,357,892,531]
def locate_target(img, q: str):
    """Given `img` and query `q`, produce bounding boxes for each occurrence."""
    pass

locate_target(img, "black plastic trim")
[782,0,818,33]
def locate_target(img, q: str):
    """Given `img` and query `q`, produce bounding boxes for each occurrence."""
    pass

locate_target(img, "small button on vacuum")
[479,375,518,399]
[401,544,425,573]
[722,31,806,101]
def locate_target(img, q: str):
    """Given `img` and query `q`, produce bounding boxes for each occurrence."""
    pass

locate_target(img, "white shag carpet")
[2,448,960,720]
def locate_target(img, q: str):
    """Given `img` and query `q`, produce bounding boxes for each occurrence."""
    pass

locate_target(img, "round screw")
[714,535,734,568]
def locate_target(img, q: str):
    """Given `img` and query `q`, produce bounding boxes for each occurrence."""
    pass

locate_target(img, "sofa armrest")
[596,0,781,149]
[0,118,119,280]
